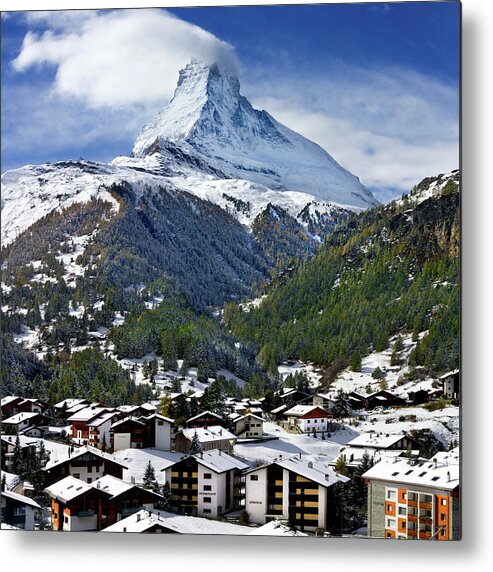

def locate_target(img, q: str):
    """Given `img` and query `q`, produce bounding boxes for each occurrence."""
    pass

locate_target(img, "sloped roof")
[180,425,236,443]
[44,445,128,471]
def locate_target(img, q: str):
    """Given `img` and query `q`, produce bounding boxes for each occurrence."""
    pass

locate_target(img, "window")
[203,497,212,504]
[398,507,406,516]
[387,504,393,512]
[440,513,447,521]
[158,421,163,426]
[204,485,212,491]
[441,499,447,506]
[250,475,259,481]
[64,516,69,524]
[203,473,212,480]
[423,494,433,503]
[203,509,211,514]
[88,465,92,473]
[386,518,396,528]
[73,473,80,479]
[387,490,397,500]
[87,478,92,484]
[13,506,26,516]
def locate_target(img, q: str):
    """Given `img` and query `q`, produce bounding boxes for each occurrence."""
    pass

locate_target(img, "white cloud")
[250,67,459,194]
[12,9,237,108]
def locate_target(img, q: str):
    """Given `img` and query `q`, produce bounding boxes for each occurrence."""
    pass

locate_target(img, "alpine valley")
[1,60,459,428]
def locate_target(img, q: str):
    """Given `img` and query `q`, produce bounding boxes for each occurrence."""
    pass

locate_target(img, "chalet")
[284,405,331,434]
[87,411,121,449]
[162,450,248,518]
[18,425,48,439]
[231,413,264,439]
[364,390,406,410]
[330,446,419,473]
[174,426,237,454]
[363,447,460,540]
[244,456,349,533]
[1,411,51,434]
[345,432,418,452]
[407,389,430,406]
[43,445,127,486]
[1,435,37,472]
[110,417,147,451]
[68,405,113,445]
[185,411,225,429]
[144,413,174,451]
[1,490,41,530]
[91,474,163,528]
[16,398,50,415]
[1,396,24,418]
[54,398,91,421]
[45,476,108,532]
[440,369,460,400]
[102,509,179,534]
[110,413,174,452]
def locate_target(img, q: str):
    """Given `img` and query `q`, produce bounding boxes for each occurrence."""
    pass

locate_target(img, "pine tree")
[143,460,157,489]
[161,481,172,510]
[349,349,362,372]
[12,436,24,476]
[189,431,202,455]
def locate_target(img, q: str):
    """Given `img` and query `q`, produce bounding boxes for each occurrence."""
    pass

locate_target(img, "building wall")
[367,481,386,537]
[155,419,171,451]
[244,467,268,524]
[64,509,98,532]
[113,433,132,452]
[197,464,224,518]
[299,417,327,433]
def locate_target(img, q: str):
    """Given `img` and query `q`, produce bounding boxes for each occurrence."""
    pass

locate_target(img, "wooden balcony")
[408,500,418,508]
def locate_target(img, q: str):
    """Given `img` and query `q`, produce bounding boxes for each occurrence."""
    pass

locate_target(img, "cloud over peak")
[12,9,237,109]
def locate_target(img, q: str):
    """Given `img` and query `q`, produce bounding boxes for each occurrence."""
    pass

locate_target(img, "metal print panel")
[0,1,461,540]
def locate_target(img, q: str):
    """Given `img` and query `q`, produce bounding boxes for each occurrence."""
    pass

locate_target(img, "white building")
[283,405,330,433]
[244,455,348,532]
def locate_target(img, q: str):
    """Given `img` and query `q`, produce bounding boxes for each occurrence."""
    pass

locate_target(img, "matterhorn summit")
[132,60,379,209]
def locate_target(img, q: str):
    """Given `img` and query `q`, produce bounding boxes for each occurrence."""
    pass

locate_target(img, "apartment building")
[363,447,460,540]
[244,456,348,532]
[163,450,248,518]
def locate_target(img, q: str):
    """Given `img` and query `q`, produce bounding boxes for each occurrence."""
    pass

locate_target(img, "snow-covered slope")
[132,60,379,209]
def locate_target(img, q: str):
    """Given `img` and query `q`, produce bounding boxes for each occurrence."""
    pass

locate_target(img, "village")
[0,368,460,539]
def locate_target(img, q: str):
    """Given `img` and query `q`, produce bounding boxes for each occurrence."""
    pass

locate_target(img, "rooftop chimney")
[447,471,450,482]
[308,461,313,468]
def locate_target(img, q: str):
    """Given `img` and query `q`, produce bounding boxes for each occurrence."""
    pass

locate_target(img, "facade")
[43,446,127,486]
[185,411,224,429]
[163,450,248,518]
[231,413,264,438]
[345,432,418,452]
[244,456,349,532]
[68,406,112,445]
[440,369,460,400]
[174,425,236,454]
[109,413,174,452]
[45,474,162,532]
[363,448,460,540]
[0,490,41,530]
[1,412,50,433]
[284,405,331,433]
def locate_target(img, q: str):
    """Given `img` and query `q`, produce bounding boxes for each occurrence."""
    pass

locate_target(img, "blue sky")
[1,2,460,199]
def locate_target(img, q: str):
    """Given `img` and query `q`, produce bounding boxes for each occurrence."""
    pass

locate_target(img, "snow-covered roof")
[275,456,349,488]
[363,450,459,491]
[2,411,40,424]
[145,413,174,424]
[180,425,236,443]
[89,411,119,427]
[186,410,222,423]
[232,413,264,424]
[331,447,419,468]
[346,432,408,449]
[91,474,134,497]
[141,403,157,412]
[1,489,41,509]
[193,450,248,474]
[44,445,128,471]
[248,519,307,536]
[1,395,21,407]
[102,508,250,535]
[45,476,93,502]
[270,404,289,414]
[284,405,328,417]
[117,405,141,414]
[110,416,146,430]
[54,398,88,410]
[67,406,109,422]
[439,369,460,380]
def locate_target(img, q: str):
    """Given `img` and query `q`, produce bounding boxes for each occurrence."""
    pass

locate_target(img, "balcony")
[77,510,95,518]
[419,531,432,540]
[419,502,432,510]
[407,514,417,522]
[407,500,418,508]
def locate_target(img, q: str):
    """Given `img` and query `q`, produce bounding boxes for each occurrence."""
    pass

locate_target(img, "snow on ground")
[12,326,39,351]
[234,421,356,466]
[216,369,246,389]
[112,448,182,485]
[278,361,323,389]
[151,509,251,535]
[353,405,459,448]
[328,333,433,398]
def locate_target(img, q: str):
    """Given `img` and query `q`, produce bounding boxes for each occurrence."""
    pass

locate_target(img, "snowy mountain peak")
[132,61,379,209]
